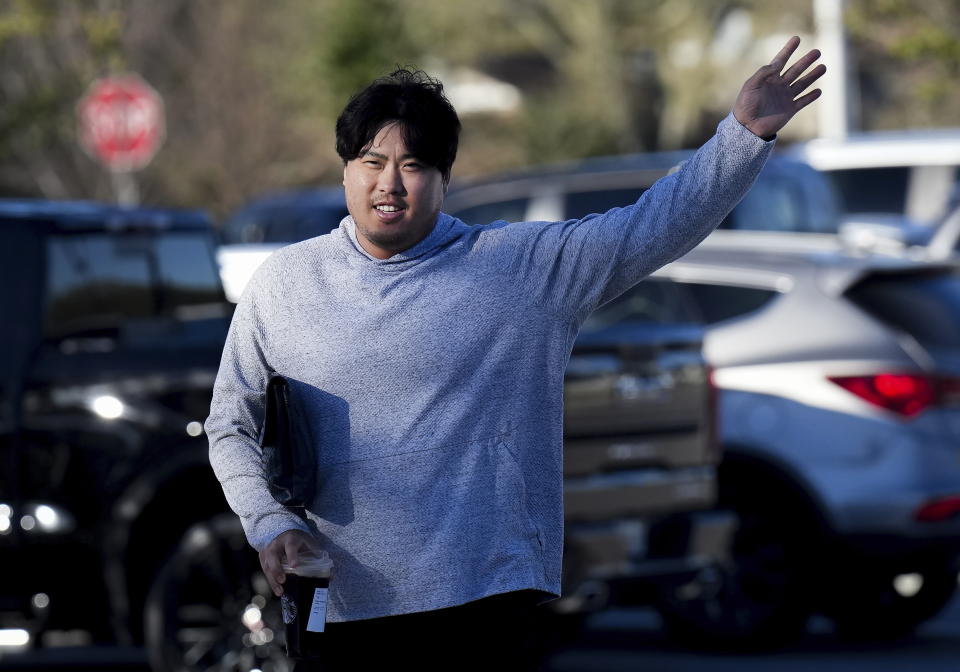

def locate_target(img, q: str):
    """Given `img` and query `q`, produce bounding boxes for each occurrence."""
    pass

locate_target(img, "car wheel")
[144,513,292,672]
[824,558,959,640]
[655,505,813,650]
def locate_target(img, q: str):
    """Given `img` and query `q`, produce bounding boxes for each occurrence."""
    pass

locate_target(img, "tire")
[655,502,814,650]
[825,558,959,640]
[144,513,292,672]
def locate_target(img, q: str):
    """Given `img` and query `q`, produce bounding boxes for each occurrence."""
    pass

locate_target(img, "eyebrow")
[360,149,421,162]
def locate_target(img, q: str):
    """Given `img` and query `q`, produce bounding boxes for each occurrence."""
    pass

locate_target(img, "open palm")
[734,36,826,139]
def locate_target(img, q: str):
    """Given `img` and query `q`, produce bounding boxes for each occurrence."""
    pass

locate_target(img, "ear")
[342,164,347,187]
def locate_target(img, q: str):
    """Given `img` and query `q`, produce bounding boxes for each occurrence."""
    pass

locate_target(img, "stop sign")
[78,74,165,172]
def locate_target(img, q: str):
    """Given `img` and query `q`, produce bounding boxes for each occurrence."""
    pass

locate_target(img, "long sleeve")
[205,262,311,551]
[480,113,775,324]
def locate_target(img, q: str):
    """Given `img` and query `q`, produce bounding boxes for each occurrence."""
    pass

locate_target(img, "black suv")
[0,201,237,663]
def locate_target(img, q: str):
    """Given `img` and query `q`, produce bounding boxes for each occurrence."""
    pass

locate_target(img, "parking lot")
[2,584,959,672]
[5,6,960,671]
[548,590,960,671]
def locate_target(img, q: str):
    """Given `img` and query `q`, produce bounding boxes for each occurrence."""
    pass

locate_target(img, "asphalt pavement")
[547,590,960,672]
[3,588,959,671]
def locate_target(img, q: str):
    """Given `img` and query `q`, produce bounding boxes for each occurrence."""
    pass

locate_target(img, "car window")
[564,188,647,220]
[294,211,348,241]
[581,278,699,333]
[679,283,779,325]
[45,231,227,338]
[258,210,301,243]
[827,167,909,216]
[716,166,840,234]
[450,198,528,225]
[723,175,806,232]
[222,211,266,244]
[46,234,154,335]
[846,270,960,348]
[155,233,226,311]
[222,204,347,245]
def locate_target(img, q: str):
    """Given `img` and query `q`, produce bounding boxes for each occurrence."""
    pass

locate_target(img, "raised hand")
[734,36,826,139]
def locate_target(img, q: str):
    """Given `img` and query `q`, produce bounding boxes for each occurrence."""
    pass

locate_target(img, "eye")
[403,162,423,171]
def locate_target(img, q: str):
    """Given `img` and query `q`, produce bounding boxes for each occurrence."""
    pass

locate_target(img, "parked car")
[217,188,348,302]
[647,238,960,646]
[0,200,254,668]
[448,136,960,261]
[445,151,841,238]
[786,129,960,224]
[554,276,731,628]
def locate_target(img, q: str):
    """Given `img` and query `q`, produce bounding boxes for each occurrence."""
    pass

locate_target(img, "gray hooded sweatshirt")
[206,113,773,622]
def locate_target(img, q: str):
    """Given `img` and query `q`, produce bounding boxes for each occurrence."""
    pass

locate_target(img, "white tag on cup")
[306,587,328,632]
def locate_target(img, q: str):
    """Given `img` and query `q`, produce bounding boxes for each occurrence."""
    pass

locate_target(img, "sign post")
[77,74,165,205]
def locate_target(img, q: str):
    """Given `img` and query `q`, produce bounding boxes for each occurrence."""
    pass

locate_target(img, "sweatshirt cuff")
[722,111,778,147]
[250,512,314,552]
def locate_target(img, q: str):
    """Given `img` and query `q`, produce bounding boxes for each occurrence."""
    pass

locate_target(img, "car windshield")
[222,199,349,244]
[44,231,228,339]
[846,269,960,349]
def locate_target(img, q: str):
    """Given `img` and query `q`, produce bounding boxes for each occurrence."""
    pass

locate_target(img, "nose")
[376,163,406,196]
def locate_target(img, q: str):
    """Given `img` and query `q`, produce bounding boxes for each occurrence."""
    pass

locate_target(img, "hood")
[338,213,468,268]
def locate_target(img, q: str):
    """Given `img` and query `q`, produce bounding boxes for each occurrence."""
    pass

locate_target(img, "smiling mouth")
[373,204,406,222]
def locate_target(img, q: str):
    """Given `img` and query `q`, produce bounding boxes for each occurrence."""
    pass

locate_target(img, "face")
[343,122,447,259]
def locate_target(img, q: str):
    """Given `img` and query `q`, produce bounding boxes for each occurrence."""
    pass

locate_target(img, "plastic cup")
[280,550,333,659]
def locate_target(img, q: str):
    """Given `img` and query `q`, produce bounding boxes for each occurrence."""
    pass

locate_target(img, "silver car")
[645,237,960,646]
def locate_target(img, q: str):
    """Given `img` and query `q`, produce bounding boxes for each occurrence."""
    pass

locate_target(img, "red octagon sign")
[78,74,165,173]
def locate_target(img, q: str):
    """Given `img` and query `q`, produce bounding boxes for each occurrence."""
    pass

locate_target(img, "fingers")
[790,63,827,95]
[782,49,822,85]
[769,35,801,72]
[793,88,823,112]
[258,543,286,597]
[257,530,319,597]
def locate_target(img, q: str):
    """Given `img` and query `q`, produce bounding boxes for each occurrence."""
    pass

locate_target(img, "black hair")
[335,68,461,183]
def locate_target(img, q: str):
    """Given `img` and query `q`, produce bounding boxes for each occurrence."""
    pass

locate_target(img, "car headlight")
[0,502,76,535]
[90,394,125,420]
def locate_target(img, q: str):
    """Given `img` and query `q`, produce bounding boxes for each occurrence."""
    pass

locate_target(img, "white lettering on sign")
[306,587,328,633]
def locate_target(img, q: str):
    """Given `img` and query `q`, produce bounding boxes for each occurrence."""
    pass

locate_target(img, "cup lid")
[281,549,333,576]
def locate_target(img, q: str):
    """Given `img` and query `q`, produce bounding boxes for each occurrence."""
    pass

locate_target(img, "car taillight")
[915,495,960,522]
[828,374,937,418]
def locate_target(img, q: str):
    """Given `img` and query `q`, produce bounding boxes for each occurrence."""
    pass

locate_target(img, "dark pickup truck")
[1,198,727,671]
[0,201,234,662]
[553,274,730,631]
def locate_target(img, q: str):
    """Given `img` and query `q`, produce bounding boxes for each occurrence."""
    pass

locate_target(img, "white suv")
[651,239,960,646]
[786,129,960,225]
